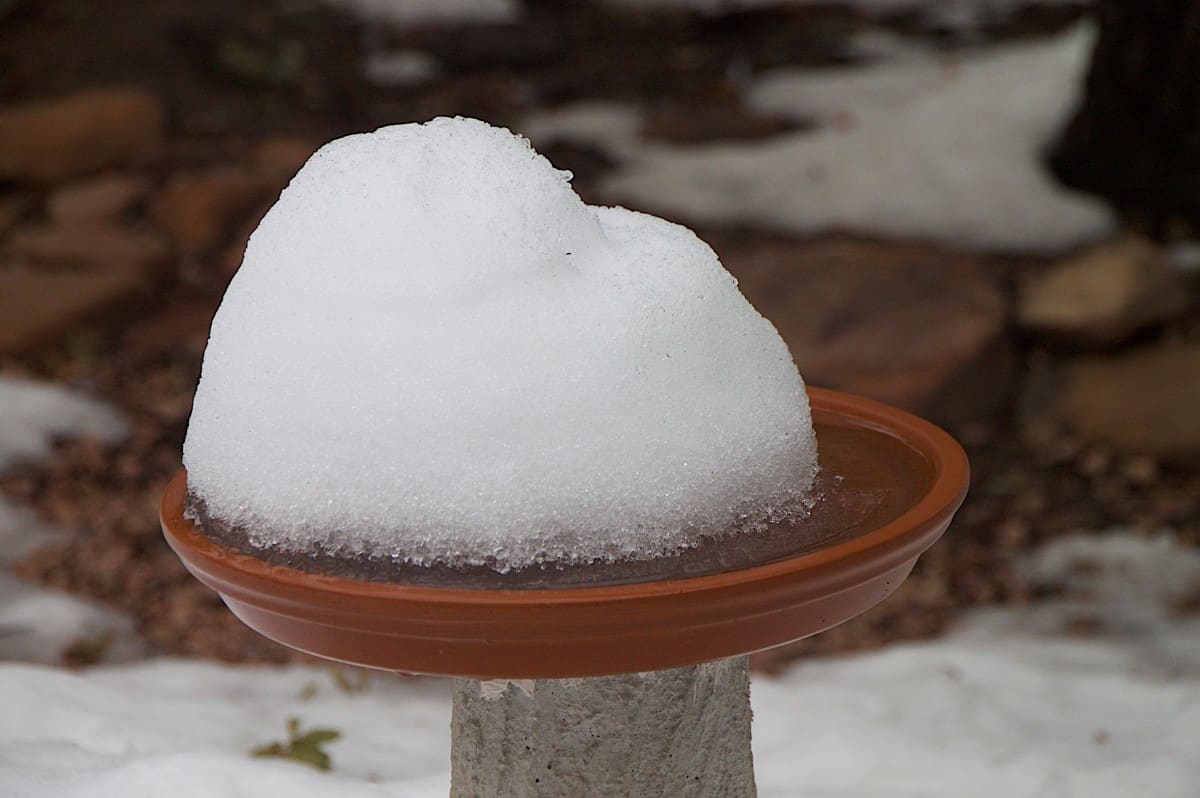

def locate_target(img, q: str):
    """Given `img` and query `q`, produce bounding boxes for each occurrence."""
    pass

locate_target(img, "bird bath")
[162,386,968,796]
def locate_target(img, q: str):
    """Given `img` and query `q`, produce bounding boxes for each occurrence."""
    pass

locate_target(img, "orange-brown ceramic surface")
[161,388,969,678]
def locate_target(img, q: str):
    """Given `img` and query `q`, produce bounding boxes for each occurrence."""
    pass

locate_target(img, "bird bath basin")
[162,386,967,796]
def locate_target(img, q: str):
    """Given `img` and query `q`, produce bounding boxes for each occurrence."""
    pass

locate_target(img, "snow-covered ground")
[0,379,126,472]
[0,377,141,666]
[527,24,1115,254]
[3,531,1197,797]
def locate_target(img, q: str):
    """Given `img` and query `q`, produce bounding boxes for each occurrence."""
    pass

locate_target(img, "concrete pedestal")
[450,656,755,798]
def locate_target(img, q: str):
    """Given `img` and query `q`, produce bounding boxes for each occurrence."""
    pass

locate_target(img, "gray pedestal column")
[450,655,756,798]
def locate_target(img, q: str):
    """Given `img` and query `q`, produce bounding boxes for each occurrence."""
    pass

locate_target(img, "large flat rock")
[721,237,1011,424]
[1058,344,1200,459]
[1018,237,1189,345]
[0,222,166,354]
[151,168,270,255]
[47,174,150,224]
[0,260,152,354]
[0,88,164,185]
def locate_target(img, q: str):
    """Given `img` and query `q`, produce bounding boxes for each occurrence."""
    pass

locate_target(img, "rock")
[6,223,167,269]
[151,168,267,254]
[47,174,149,223]
[1058,344,1200,459]
[720,237,1011,424]
[252,137,317,188]
[0,88,164,184]
[0,219,167,352]
[0,258,153,353]
[1018,237,1189,344]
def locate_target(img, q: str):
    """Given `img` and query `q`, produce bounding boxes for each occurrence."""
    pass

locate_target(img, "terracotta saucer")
[161,387,969,678]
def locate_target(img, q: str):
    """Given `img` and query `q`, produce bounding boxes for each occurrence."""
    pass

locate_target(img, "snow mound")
[184,117,816,570]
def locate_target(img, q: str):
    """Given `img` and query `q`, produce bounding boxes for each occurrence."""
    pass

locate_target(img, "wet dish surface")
[186,419,933,590]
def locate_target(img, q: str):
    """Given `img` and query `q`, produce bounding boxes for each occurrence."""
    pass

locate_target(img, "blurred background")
[0,0,1197,674]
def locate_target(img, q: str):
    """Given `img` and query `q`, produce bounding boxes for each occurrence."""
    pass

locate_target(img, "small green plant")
[252,717,342,772]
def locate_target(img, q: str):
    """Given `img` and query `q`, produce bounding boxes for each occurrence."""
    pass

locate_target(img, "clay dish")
[162,388,969,678]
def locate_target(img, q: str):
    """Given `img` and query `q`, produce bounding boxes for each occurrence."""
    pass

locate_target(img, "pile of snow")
[2,530,1198,797]
[184,117,817,570]
[529,24,1114,253]
[317,0,520,28]
[0,376,137,666]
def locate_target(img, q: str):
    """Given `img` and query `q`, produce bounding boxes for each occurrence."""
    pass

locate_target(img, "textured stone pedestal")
[450,656,755,798]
